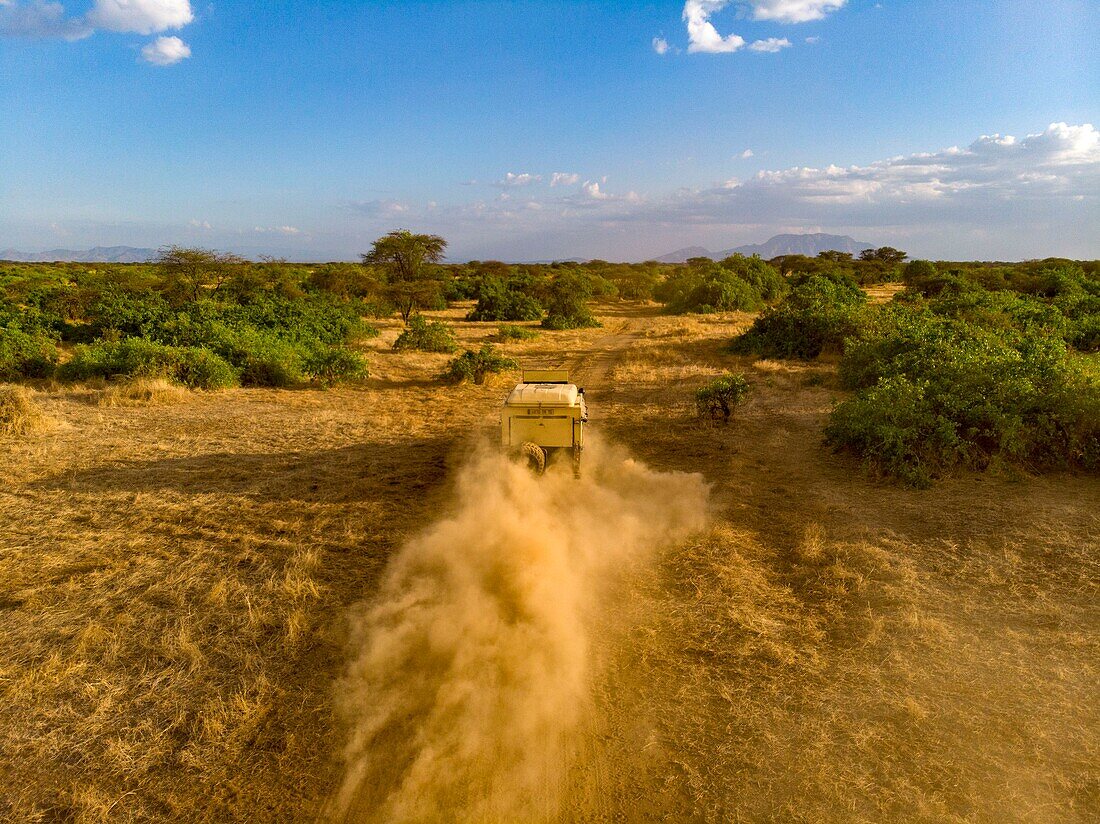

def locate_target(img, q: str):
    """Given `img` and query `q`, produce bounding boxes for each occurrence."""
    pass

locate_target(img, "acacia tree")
[361,230,447,323]
[859,247,908,265]
[156,246,246,305]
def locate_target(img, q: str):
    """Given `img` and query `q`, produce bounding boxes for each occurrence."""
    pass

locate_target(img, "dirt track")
[1,301,1097,823]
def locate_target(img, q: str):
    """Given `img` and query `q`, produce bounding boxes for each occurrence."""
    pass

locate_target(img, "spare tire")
[520,442,546,475]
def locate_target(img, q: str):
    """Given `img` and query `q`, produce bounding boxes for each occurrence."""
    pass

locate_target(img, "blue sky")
[1,0,1097,260]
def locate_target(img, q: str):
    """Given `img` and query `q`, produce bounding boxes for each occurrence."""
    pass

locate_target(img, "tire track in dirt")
[565,318,637,393]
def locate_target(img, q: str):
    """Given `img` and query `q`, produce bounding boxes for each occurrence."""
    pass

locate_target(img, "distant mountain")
[656,233,876,263]
[718,233,875,259]
[653,246,712,264]
[0,245,158,263]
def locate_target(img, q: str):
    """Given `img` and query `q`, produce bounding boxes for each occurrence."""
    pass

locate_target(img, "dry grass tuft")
[97,378,193,407]
[0,384,53,436]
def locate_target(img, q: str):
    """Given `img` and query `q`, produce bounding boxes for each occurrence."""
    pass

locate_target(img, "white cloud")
[188,218,211,230]
[581,180,610,200]
[495,172,542,187]
[2,1,194,54]
[141,34,189,65]
[398,122,1099,261]
[635,122,1100,251]
[805,35,820,43]
[254,225,301,235]
[683,1,744,53]
[740,149,754,158]
[749,37,791,52]
[88,0,192,35]
[749,1,847,24]
[680,1,844,54]
[550,172,581,187]
[652,36,669,55]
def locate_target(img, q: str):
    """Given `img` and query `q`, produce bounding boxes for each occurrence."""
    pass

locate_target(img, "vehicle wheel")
[520,442,546,475]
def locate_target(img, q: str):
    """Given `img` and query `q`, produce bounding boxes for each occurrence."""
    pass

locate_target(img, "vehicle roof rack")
[521,369,570,384]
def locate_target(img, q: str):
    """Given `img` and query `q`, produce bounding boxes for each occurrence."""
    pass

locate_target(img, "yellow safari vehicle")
[501,369,587,475]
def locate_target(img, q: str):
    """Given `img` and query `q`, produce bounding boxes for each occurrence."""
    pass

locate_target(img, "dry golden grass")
[0,301,1097,822]
[95,377,193,407]
[866,281,907,304]
[0,384,53,437]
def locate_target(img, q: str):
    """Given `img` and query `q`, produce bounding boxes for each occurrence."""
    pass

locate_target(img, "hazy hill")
[656,234,875,263]
[0,246,158,263]
[653,246,713,264]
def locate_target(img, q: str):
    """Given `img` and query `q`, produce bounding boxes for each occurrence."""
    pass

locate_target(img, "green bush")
[88,288,171,339]
[466,278,544,322]
[302,347,368,386]
[60,339,237,390]
[657,255,786,315]
[1069,313,1100,353]
[392,314,458,353]
[496,324,539,341]
[0,326,60,380]
[443,345,518,385]
[826,321,1099,485]
[695,374,750,422]
[542,272,601,329]
[732,275,868,359]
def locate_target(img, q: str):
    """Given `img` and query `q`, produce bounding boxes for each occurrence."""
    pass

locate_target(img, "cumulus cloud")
[749,37,791,52]
[254,225,301,235]
[622,122,1100,257]
[495,172,542,187]
[141,34,189,64]
[550,172,581,187]
[683,1,744,53]
[581,180,610,200]
[652,36,669,55]
[2,1,194,63]
[401,122,1099,261]
[749,1,847,24]
[680,1,844,54]
[87,0,192,34]
[740,149,755,158]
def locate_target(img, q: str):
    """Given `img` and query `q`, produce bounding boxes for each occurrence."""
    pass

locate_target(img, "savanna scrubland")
[1,242,1098,822]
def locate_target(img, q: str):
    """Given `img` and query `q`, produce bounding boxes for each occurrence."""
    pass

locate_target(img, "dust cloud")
[331,437,708,823]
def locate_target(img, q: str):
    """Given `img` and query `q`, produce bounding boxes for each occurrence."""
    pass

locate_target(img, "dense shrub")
[392,314,458,353]
[732,275,868,359]
[466,278,544,322]
[827,312,1099,485]
[60,339,238,390]
[496,324,539,341]
[88,288,171,339]
[542,272,601,329]
[657,255,786,315]
[788,268,864,299]
[302,347,368,386]
[443,345,518,385]
[0,326,60,380]
[696,374,750,422]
